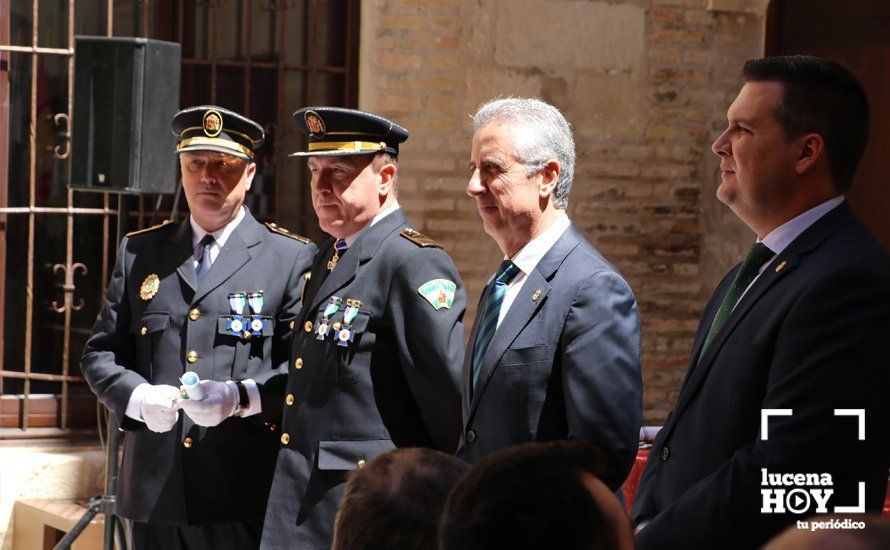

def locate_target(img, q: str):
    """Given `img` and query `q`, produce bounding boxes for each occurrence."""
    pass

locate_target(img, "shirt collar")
[190,206,246,249]
[343,202,401,248]
[509,212,571,276]
[760,195,845,256]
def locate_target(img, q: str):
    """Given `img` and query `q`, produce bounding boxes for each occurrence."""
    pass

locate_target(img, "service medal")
[248,291,264,315]
[230,318,243,333]
[229,292,247,315]
[343,300,360,325]
[337,328,354,347]
[316,320,330,340]
[140,274,160,301]
[251,318,264,332]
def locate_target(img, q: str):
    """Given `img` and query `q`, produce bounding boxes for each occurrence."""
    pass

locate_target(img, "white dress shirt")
[342,202,401,248]
[189,205,246,268]
[497,213,571,328]
[737,195,845,307]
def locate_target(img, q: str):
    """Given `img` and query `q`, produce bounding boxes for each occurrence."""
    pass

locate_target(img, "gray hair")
[472,97,576,209]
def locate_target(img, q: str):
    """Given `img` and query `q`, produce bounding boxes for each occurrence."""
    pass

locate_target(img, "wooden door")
[767,0,890,251]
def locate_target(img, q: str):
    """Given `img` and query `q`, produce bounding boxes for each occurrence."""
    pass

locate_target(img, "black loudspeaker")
[71,36,181,195]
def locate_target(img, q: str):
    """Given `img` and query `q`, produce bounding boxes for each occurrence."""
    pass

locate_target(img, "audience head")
[439,439,633,550]
[332,447,468,550]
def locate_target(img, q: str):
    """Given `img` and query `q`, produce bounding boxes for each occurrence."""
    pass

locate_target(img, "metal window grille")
[0,0,358,440]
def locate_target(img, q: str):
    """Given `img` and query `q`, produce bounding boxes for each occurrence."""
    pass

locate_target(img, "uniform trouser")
[129,520,263,550]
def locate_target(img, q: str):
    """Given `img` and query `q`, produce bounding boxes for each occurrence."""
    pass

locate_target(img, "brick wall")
[360,0,767,424]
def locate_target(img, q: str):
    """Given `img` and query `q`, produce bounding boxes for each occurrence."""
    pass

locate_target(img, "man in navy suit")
[457,97,643,491]
[632,56,890,549]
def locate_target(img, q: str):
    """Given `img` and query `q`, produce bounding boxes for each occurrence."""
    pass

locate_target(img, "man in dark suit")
[458,97,642,491]
[232,107,466,548]
[80,105,316,549]
[632,56,890,549]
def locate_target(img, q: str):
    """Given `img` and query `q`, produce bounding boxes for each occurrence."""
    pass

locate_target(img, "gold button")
[140,326,148,336]
[357,459,366,469]
[183,437,193,449]
[290,320,295,330]
[280,433,290,445]
[304,321,313,332]
[285,394,295,406]
[189,308,200,321]
[332,322,342,331]
[295,358,303,370]
[187,350,199,363]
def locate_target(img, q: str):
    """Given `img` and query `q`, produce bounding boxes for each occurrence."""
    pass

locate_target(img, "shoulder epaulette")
[265,222,311,244]
[400,227,443,249]
[126,219,174,237]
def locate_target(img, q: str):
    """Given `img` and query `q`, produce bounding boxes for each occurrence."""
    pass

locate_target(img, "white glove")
[139,384,182,433]
[179,380,238,427]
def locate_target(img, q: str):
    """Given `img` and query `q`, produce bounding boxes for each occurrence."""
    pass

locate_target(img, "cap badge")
[305,110,326,138]
[203,109,223,137]
[140,274,160,301]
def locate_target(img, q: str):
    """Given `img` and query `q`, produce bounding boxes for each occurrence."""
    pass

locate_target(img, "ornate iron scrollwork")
[49,262,88,313]
[52,113,70,160]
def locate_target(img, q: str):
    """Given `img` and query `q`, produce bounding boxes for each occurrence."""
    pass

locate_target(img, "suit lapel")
[171,221,197,294]
[467,226,582,418]
[299,238,336,320]
[309,241,359,311]
[192,210,263,305]
[462,279,492,419]
[306,210,410,315]
[665,202,856,431]
[469,271,551,413]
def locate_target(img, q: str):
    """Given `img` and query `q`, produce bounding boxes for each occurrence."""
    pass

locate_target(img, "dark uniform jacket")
[456,225,643,490]
[259,209,466,549]
[632,203,890,549]
[80,209,316,525]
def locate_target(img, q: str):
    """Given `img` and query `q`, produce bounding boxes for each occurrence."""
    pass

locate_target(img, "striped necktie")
[471,260,520,392]
[699,242,773,359]
[194,234,215,282]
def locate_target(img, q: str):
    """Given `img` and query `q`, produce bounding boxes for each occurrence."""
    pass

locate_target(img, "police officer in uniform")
[80,105,316,549]
[187,107,467,548]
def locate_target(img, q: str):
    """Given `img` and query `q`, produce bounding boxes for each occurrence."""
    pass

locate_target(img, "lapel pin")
[775,260,787,273]
[531,289,542,302]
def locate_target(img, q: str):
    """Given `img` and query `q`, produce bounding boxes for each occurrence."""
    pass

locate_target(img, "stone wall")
[0,446,105,549]
[360,0,768,423]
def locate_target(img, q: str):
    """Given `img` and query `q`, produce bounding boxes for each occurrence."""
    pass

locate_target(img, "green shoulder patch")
[126,219,174,237]
[418,279,456,310]
[266,222,311,244]
[400,227,442,249]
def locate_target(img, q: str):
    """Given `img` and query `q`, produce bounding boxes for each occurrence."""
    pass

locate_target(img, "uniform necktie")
[471,260,520,392]
[699,242,773,358]
[194,234,215,282]
[327,239,348,271]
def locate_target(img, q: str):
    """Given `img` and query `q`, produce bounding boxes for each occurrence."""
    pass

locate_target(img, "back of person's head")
[439,439,633,550]
[764,514,890,550]
[332,447,468,550]
[742,55,869,192]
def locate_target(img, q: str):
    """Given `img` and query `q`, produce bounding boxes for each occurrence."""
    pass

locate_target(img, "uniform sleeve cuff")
[240,379,261,417]
[125,383,152,422]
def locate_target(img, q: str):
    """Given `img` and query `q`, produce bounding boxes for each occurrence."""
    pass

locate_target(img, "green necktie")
[699,242,773,359]
[471,260,520,392]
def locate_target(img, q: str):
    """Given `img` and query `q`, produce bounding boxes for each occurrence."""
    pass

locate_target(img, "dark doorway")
[767,0,890,251]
